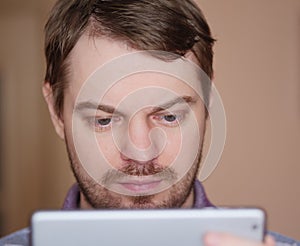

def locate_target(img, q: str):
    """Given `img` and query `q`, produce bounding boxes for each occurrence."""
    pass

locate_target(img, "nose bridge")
[128,112,151,150]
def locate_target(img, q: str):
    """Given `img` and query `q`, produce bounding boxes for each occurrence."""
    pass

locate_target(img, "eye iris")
[97,118,111,126]
[164,115,177,122]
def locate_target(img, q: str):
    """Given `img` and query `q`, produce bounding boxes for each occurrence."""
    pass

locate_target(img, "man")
[0,0,298,245]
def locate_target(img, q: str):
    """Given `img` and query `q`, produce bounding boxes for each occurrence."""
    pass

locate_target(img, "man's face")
[49,35,207,209]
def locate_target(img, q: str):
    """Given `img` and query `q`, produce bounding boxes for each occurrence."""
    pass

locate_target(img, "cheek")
[160,112,205,169]
[158,128,182,167]
[97,135,120,167]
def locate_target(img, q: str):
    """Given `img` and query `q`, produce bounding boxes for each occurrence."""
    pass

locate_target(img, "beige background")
[0,0,299,240]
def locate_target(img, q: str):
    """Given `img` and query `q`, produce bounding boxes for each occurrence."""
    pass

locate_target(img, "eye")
[86,116,121,132]
[163,114,177,122]
[152,111,186,127]
[93,117,112,132]
[96,118,111,126]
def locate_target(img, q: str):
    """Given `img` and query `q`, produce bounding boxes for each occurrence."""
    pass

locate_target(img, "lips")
[118,179,162,193]
[100,166,177,195]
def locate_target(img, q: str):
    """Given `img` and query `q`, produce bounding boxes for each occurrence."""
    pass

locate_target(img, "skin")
[43,35,275,246]
[44,35,205,209]
[203,233,275,246]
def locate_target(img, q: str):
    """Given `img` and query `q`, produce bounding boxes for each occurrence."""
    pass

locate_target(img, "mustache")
[100,160,178,186]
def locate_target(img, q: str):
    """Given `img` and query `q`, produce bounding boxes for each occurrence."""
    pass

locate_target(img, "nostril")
[120,152,130,161]
[120,152,157,165]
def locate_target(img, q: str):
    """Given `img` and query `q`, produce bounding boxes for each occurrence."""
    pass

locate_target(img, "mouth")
[117,179,162,193]
[109,176,163,195]
[100,168,178,195]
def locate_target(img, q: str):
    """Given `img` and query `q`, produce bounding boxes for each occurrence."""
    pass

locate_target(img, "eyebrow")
[75,102,120,114]
[75,96,196,114]
[151,96,196,113]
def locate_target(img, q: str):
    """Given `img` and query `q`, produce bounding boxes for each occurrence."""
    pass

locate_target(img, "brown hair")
[44,0,215,116]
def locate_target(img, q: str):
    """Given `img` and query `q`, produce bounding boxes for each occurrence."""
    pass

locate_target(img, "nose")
[128,113,152,150]
[118,113,165,162]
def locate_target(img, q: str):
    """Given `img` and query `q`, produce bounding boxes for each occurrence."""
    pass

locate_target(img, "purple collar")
[62,180,214,209]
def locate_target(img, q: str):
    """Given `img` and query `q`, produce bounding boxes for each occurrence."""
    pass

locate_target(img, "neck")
[180,187,195,208]
[80,194,93,209]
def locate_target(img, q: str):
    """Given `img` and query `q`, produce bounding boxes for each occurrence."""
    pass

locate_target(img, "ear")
[42,82,65,140]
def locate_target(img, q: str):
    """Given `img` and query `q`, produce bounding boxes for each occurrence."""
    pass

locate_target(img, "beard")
[65,136,202,209]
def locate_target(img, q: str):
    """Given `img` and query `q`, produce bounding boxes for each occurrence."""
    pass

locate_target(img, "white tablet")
[31,208,265,246]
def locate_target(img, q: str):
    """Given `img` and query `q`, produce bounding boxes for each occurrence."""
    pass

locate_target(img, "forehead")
[68,35,131,91]
[66,35,201,104]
